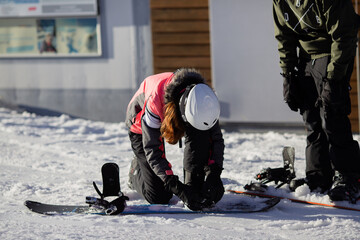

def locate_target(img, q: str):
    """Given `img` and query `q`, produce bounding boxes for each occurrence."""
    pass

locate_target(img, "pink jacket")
[125,72,174,181]
[126,72,174,134]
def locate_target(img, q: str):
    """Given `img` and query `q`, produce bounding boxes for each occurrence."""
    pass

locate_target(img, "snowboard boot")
[128,157,139,190]
[328,171,360,203]
[289,175,332,193]
[289,178,307,192]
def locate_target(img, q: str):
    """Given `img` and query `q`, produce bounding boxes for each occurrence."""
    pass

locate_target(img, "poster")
[56,18,98,54]
[0,17,100,57]
[0,18,38,54]
[37,19,56,53]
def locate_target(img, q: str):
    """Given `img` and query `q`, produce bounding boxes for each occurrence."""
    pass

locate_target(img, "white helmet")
[179,84,220,130]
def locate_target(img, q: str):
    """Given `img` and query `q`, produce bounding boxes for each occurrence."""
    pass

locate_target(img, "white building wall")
[209,0,302,124]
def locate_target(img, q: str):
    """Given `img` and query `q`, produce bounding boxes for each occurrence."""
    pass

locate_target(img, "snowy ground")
[1,107,360,240]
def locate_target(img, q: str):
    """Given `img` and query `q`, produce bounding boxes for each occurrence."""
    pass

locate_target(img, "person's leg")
[128,132,173,204]
[183,124,225,203]
[322,79,360,200]
[303,108,333,190]
[300,57,333,190]
[183,125,211,191]
[319,58,360,176]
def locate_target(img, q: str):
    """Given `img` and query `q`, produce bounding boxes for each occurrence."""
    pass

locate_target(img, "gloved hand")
[202,164,224,203]
[320,78,351,117]
[164,175,211,211]
[281,71,302,112]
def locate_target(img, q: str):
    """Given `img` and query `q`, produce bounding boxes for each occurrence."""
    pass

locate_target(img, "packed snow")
[1,107,360,240]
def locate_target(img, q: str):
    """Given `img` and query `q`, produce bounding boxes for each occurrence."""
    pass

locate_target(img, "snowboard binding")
[87,163,129,215]
[253,147,296,189]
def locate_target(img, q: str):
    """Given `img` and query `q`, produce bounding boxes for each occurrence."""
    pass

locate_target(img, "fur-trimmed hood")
[164,68,206,105]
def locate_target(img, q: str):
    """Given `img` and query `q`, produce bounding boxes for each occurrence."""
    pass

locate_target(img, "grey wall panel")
[0,0,152,123]
[0,88,132,122]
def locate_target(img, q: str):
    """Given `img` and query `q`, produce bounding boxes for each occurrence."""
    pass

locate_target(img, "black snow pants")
[128,125,212,204]
[298,56,360,187]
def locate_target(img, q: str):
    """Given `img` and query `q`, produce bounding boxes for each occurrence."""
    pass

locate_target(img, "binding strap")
[93,181,104,199]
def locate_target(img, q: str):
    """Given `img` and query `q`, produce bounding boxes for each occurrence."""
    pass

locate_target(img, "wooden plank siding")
[349,60,359,132]
[150,0,212,84]
[351,0,359,132]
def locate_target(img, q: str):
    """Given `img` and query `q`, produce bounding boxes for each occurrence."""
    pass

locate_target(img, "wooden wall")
[350,0,359,132]
[349,62,359,132]
[150,0,212,83]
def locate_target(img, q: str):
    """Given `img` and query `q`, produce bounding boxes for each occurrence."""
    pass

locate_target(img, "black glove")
[202,164,224,203]
[321,78,351,117]
[281,71,302,112]
[164,175,211,211]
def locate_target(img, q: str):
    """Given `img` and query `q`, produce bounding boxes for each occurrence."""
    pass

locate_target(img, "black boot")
[289,175,332,193]
[328,171,360,203]
[289,178,307,192]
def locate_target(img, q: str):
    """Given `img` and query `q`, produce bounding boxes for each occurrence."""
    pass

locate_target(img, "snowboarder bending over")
[273,0,360,201]
[125,68,225,210]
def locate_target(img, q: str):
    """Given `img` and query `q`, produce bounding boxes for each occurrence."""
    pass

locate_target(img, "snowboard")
[240,146,360,212]
[24,195,280,216]
[229,186,360,212]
